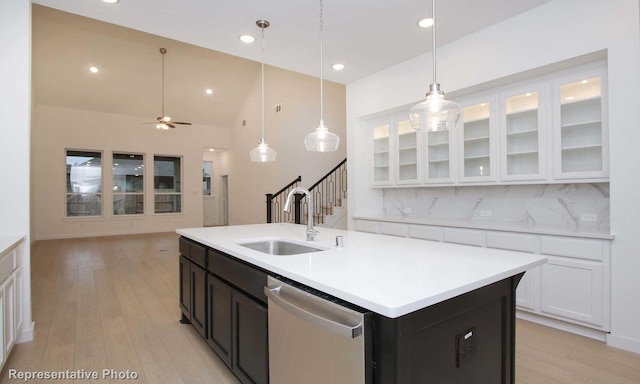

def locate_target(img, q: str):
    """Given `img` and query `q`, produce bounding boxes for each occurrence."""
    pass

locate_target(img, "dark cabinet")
[179,239,207,338]
[207,274,232,366]
[179,237,269,384]
[232,289,269,384]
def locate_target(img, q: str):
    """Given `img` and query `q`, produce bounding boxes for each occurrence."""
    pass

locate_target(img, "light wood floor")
[2,233,639,383]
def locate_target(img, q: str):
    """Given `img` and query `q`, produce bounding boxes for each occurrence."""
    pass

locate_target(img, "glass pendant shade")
[250,140,277,162]
[304,120,340,152]
[411,0,461,132]
[409,85,461,131]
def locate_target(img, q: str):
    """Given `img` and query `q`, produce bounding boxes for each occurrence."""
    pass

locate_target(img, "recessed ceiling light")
[525,92,532,96]
[205,89,213,95]
[209,148,215,152]
[240,35,255,44]
[332,64,345,71]
[102,0,119,3]
[565,96,575,100]
[581,80,588,84]
[89,66,99,73]
[418,18,434,28]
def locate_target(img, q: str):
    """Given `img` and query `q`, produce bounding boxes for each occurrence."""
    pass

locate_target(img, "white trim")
[606,333,640,355]
[16,321,34,343]
[517,310,607,342]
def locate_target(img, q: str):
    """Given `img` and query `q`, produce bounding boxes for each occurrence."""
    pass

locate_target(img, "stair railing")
[265,176,301,223]
[303,158,347,225]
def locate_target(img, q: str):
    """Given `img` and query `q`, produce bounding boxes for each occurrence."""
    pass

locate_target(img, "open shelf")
[428,158,450,164]
[507,129,538,137]
[507,150,539,157]
[561,120,601,130]
[464,154,490,160]
[561,144,602,152]
[464,135,490,143]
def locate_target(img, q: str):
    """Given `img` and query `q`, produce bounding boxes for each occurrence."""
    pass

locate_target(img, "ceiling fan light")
[156,123,169,130]
[250,141,277,162]
[304,120,340,152]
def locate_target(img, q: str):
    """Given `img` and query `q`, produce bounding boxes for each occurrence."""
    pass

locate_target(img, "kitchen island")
[177,223,546,384]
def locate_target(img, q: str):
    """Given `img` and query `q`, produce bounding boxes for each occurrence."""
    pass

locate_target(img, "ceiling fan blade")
[167,123,176,128]
[172,122,192,125]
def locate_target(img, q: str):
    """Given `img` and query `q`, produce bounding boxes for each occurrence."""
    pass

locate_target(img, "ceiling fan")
[143,48,191,130]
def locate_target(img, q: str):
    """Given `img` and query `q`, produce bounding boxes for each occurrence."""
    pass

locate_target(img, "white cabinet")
[458,97,497,182]
[369,61,608,188]
[553,67,608,179]
[353,218,611,334]
[370,117,421,186]
[540,256,604,326]
[424,127,455,183]
[372,123,391,185]
[0,237,24,372]
[2,275,15,355]
[499,83,548,181]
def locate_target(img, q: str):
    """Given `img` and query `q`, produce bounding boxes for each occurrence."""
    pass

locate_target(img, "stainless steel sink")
[238,239,326,255]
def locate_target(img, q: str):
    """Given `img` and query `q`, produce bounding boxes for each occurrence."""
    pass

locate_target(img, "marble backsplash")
[382,183,610,231]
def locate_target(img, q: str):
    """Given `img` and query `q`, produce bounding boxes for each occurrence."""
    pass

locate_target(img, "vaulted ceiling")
[31,0,553,127]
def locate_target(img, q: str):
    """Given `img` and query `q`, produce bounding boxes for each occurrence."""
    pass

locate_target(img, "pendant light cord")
[432,0,437,85]
[319,0,324,123]
[261,25,266,142]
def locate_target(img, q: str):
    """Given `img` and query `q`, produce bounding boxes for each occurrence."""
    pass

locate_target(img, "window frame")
[112,152,145,216]
[153,154,183,214]
[65,149,104,218]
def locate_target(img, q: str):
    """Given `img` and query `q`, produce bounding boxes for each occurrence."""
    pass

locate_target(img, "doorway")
[220,175,229,226]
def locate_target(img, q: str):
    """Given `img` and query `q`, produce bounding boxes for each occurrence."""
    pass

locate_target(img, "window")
[66,150,102,216]
[203,161,212,196]
[113,153,144,215]
[154,156,181,213]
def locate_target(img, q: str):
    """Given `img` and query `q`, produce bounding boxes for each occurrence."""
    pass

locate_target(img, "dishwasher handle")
[264,285,363,339]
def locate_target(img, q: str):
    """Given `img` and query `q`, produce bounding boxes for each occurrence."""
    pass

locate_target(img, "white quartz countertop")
[0,235,24,255]
[177,223,546,318]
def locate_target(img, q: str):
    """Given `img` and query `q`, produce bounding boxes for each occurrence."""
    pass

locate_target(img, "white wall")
[227,65,346,225]
[32,106,231,239]
[346,0,640,353]
[0,0,33,342]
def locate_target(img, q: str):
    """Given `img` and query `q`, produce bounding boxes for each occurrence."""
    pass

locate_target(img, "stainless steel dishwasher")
[264,276,371,384]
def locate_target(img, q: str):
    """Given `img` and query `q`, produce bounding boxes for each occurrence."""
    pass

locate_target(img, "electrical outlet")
[580,213,598,222]
[274,103,282,112]
[455,327,477,368]
[480,210,493,217]
[403,207,412,214]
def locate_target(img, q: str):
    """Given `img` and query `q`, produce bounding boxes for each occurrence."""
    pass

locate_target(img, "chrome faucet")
[283,187,318,241]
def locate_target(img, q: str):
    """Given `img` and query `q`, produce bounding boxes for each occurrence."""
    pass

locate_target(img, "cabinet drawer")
[407,225,440,241]
[354,220,378,234]
[379,222,406,237]
[0,249,16,284]
[486,232,535,253]
[442,228,483,247]
[190,242,207,268]
[179,236,190,256]
[540,236,605,261]
[208,249,267,304]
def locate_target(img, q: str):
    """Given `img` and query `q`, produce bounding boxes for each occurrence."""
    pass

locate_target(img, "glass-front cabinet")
[500,84,547,181]
[367,61,608,187]
[553,67,608,179]
[424,128,454,183]
[372,123,391,185]
[396,120,420,184]
[459,97,496,182]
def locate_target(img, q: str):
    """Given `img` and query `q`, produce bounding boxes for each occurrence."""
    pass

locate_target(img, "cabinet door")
[179,255,191,318]
[232,290,269,384]
[424,128,454,184]
[553,66,608,179]
[500,84,547,181]
[459,96,497,182]
[191,263,207,337]
[372,122,391,185]
[207,275,232,367]
[540,256,603,327]
[515,267,538,311]
[14,266,23,335]
[2,276,14,356]
[396,119,421,184]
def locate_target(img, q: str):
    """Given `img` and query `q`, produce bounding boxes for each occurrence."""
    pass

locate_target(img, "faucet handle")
[306,229,319,241]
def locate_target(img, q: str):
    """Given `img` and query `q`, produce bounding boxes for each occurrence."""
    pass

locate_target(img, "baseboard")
[36,227,179,241]
[16,321,34,343]
[606,333,640,355]
[516,311,607,342]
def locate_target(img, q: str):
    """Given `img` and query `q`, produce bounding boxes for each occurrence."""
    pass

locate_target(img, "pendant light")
[409,0,461,132]
[304,0,340,152]
[250,20,277,162]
